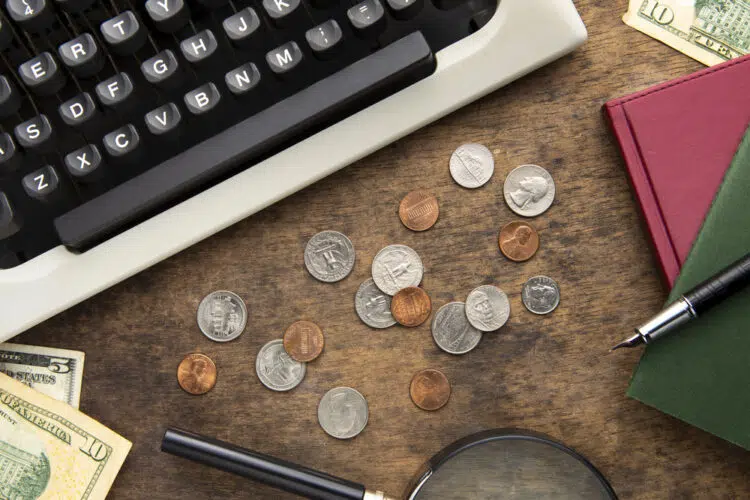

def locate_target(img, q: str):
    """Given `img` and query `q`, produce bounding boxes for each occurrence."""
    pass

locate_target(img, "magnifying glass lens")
[409,434,615,500]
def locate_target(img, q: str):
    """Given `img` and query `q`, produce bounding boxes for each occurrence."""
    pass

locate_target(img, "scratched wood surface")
[14,1,750,498]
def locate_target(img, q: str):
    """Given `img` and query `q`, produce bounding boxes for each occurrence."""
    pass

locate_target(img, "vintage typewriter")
[0,0,586,338]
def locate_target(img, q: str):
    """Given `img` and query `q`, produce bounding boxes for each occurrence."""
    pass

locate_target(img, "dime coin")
[256,339,306,391]
[410,368,451,411]
[177,353,217,395]
[283,320,325,362]
[196,291,247,342]
[499,221,539,262]
[304,231,356,283]
[465,285,510,332]
[503,164,555,217]
[449,143,494,189]
[398,191,439,231]
[431,302,483,355]
[391,287,432,327]
[522,276,560,315]
[355,278,397,329]
[371,244,424,296]
[318,387,368,439]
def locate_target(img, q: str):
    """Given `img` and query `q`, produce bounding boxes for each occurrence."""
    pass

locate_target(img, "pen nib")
[610,333,644,351]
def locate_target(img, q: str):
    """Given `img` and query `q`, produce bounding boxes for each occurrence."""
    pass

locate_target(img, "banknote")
[0,343,85,408]
[0,372,131,499]
[624,0,750,66]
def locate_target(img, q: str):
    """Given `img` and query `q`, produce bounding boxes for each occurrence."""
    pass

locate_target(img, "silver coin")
[522,276,560,315]
[255,339,306,391]
[465,285,510,332]
[317,387,369,439]
[196,290,247,342]
[304,231,356,283]
[431,302,483,355]
[449,143,494,189]
[371,244,424,296]
[503,164,556,217]
[355,278,397,329]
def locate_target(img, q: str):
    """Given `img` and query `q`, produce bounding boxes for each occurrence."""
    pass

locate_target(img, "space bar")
[55,32,435,250]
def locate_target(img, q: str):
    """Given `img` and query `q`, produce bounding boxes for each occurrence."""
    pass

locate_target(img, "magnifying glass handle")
[162,427,393,500]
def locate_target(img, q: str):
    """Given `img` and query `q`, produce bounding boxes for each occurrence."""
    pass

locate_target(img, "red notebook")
[604,55,750,287]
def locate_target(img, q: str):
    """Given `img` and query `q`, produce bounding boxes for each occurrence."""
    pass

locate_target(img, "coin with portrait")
[503,165,555,217]
[410,368,451,411]
[465,285,510,332]
[499,221,539,262]
[177,353,217,395]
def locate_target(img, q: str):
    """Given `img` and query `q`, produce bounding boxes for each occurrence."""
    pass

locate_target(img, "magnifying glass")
[162,427,617,499]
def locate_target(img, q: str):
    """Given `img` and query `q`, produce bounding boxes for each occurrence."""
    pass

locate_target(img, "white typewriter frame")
[0,0,586,339]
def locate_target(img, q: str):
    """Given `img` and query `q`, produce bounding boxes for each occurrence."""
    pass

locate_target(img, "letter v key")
[145,102,182,135]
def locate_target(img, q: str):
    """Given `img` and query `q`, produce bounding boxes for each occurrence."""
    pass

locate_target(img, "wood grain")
[14,1,750,497]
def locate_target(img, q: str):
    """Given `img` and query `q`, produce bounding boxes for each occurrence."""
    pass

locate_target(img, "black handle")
[161,428,365,500]
[684,252,750,315]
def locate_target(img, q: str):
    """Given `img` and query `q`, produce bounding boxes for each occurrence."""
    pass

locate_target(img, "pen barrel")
[161,428,366,500]
[684,253,750,314]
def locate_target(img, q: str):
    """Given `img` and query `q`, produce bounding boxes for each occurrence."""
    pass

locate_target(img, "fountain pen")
[612,252,750,351]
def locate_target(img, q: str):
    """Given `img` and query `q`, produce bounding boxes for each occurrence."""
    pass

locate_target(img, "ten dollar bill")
[0,372,131,499]
[0,343,85,408]
[624,0,750,66]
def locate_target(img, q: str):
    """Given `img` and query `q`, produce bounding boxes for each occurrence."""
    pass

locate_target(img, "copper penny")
[283,320,325,362]
[498,221,539,262]
[177,353,217,395]
[410,369,451,411]
[398,191,439,231]
[391,286,432,327]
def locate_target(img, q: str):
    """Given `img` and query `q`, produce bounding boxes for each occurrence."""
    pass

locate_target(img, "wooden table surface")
[15,0,750,498]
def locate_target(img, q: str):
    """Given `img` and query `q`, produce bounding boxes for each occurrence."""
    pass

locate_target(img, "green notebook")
[628,125,750,450]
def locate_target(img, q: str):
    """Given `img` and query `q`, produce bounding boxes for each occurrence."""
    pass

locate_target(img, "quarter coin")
[371,244,424,296]
[304,230,356,283]
[256,339,306,391]
[465,285,510,332]
[503,164,555,217]
[449,143,494,188]
[410,369,451,411]
[318,387,369,439]
[398,191,439,231]
[283,320,325,362]
[499,221,539,262]
[196,291,247,342]
[391,286,432,327]
[355,278,397,329]
[177,353,217,395]
[431,302,482,355]
[522,276,560,315]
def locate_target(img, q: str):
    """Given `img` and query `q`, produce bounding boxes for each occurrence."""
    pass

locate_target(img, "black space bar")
[55,32,435,250]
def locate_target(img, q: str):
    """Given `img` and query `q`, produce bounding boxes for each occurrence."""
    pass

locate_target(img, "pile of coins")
[177,142,563,441]
[256,320,326,392]
[176,290,249,395]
